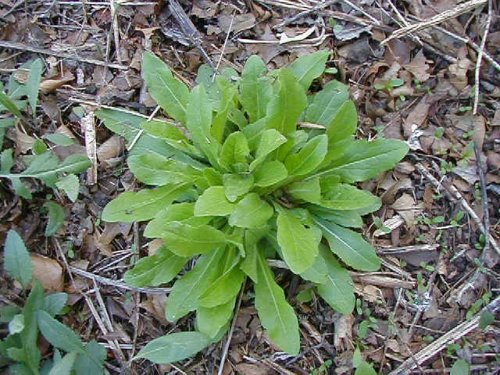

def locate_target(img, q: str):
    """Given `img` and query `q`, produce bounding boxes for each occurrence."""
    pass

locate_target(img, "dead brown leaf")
[404,49,431,82]
[391,193,424,228]
[31,254,64,292]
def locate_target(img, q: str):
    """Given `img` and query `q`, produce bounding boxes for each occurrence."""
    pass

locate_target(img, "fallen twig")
[381,0,487,45]
[389,297,500,374]
[473,0,492,114]
[0,40,128,70]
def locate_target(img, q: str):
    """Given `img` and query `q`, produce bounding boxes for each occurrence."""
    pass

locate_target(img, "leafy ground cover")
[0,1,498,374]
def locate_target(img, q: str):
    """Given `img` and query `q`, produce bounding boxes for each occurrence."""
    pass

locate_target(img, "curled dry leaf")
[391,193,424,228]
[31,254,64,292]
[448,57,471,90]
[333,314,354,351]
[40,71,75,94]
[96,135,124,163]
[403,50,431,82]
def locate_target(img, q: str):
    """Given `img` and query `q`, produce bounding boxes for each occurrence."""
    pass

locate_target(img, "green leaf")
[124,246,187,287]
[305,81,349,126]
[266,69,307,135]
[26,58,44,113]
[199,265,244,308]
[309,206,363,228]
[289,50,329,90]
[43,293,68,317]
[315,139,409,182]
[354,361,377,375]
[450,359,470,375]
[239,56,273,123]
[194,186,236,216]
[313,217,380,271]
[128,154,201,186]
[1,148,13,173]
[277,210,319,274]
[249,129,287,170]
[37,310,85,353]
[197,300,234,338]
[145,203,210,237]
[142,51,189,123]
[229,193,274,229]
[160,222,227,257]
[276,130,308,161]
[44,133,74,146]
[186,85,219,165]
[55,174,80,202]
[327,100,357,145]
[319,184,381,211]
[48,351,78,375]
[43,201,65,237]
[316,248,355,314]
[11,177,32,199]
[0,90,22,117]
[254,252,300,355]
[284,134,328,177]
[134,332,210,364]
[166,249,224,321]
[18,282,43,372]
[219,132,250,171]
[20,154,90,186]
[211,76,237,143]
[101,184,188,222]
[73,341,106,375]
[253,161,288,187]
[479,309,494,329]
[299,252,328,283]
[4,229,32,287]
[288,178,321,203]
[223,173,254,202]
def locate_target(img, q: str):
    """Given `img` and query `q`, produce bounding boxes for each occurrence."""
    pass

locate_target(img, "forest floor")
[0,0,499,374]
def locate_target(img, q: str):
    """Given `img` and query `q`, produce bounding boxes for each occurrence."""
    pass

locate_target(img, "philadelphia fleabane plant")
[99,50,409,364]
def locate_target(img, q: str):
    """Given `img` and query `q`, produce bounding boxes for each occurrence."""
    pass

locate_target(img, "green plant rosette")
[100,50,409,363]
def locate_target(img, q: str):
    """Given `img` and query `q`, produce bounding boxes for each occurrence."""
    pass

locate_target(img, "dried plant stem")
[473,0,492,114]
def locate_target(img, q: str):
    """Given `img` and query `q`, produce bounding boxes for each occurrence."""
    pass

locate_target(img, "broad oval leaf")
[145,203,210,237]
[289,50,329,90]
[101,184,188,223]
[128,154,200,186]
[320,184,381,211]
[166,249,224,321]
[277,210,319,274]
[327,100,357,145]
[316,248,355,314]
[239,56,273,123]
[37,310,85,353]
[194,186,236,216]
[284,134,328,177]
[305,81,349,127]
[313,216,380,271]
[124,246,187,287]
[219,131,250,171]
[161,222,227,257]
[288,178,321,204]
[253,161,288,187]
[142,51,189,123]
[266,69,307,136]
[197,300,234,339]
[43,201,65,237]
[249,129,287,170]
[317,139,409,183]
[48,351,78,375]
[223,173,254,202]
[229,193,274,229]
[254,252,300,355]
[134,332,210,364]
[4,230,32,288]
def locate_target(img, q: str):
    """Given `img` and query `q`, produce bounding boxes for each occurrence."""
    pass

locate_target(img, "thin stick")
[214,13,235,76]
[472,0,492,114]
[381,0,487,45]
[474,143,491,256]
[389,297,500,374]
[416,163,499,256]
[273,0,339,29]
[69,266,171,294]
[0,40,128,70]
[127,105,160,151]
[217,279,246,375]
